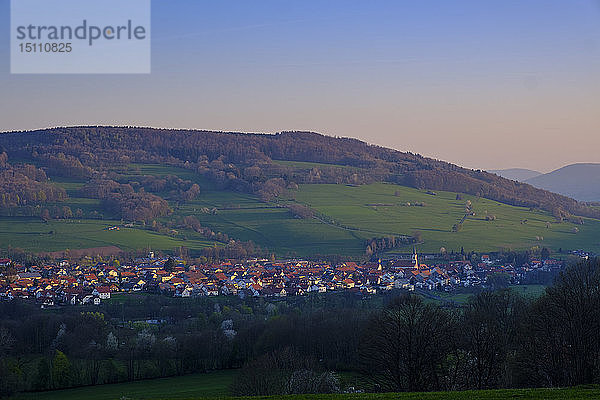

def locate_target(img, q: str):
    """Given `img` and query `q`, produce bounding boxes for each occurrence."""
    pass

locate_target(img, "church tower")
[412,247,418,269]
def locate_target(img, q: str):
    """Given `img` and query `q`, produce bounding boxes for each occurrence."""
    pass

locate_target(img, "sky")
[0,0,599,173]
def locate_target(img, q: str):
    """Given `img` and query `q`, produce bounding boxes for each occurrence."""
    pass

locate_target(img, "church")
[390,248,423,270]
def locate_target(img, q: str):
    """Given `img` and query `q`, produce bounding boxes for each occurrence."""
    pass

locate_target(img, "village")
[0,250,570,307]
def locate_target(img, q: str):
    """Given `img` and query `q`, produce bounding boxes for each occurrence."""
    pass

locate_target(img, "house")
[308,284,326,293]
[287,287,305,296]
[106,268,119,278]
[360,285,377,295]
[120,271,137,282]
[175,287,192,297]
[16,272,42,280]
[202,285,219,296]
[93,286,111,299]
[38,297,55,308]
[158,282,175,294]
[62,288,83,305]
[262,287,287,297]
[343,278,355,288]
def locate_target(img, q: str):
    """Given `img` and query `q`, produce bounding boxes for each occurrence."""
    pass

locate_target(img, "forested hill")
[0,126,597,219]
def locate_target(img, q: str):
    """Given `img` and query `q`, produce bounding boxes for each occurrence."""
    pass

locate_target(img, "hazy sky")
[1,1,599,172]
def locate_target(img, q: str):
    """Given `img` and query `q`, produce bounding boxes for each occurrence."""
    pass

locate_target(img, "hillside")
[2,127,597,215]
[291,183,600,254]
[525,163,600,202]
[1,168,598,256]
[488,168,541,182]
[1,127,599,257]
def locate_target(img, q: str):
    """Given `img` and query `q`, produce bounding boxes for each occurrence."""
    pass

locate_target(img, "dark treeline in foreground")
[1,259,599,397]
[1,127,598,221]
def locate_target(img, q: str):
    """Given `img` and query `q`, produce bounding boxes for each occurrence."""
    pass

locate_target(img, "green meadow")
[12,370,235,400]
[293,183,600,254]
[1,163,599,257]
[10,369,600,400]
[0,217,217,254]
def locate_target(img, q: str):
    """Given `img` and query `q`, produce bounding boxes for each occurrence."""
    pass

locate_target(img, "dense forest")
[0,127,598,221]
[1,258,599,396]
[0,153,67,208]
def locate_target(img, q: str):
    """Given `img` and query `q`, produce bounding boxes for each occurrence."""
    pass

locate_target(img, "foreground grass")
[13,370,236,400]
[235,387,600,399]
[12,372,600,400]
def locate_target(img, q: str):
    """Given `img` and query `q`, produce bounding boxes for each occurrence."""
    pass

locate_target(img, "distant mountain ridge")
[525,163,600,202]
[489,168,541,182]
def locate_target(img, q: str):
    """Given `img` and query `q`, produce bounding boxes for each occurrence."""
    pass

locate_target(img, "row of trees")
[365,235,416,256]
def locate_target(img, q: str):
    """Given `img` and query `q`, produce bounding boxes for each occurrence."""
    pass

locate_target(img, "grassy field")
[509,284,548,299]
[238,387,600,400]
[0,165,223,255]
[176,202,362,257]
[420,285,547,306]
[293,183,600,254]
[2,163,600,257]
[12,370,235,400]
[247,387,600,400]
[273,159,362,171]
[0,216,218,254]
[11,368,600,400]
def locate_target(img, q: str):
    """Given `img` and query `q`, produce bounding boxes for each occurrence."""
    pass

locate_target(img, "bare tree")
[461,290,523,389]
[526,259,600,386]
[359,295,456,392]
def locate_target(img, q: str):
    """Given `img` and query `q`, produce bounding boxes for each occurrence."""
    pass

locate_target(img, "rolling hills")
[1,127,599,258]
[490,164,600,202]
[488,168,541,182]
[525,163,600,202]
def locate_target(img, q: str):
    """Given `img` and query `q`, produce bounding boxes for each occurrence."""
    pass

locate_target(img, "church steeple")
[412,247,418,269]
